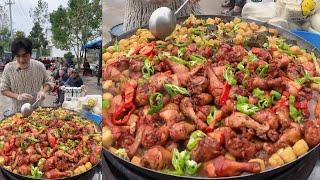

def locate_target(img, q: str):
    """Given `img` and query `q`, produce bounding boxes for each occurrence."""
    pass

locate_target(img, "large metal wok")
[0,107,102,180]
[103,15,320,180]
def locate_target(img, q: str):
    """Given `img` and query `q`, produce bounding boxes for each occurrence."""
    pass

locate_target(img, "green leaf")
[256,64,269,77]
[236,103,260,115]
[271,90,281,101]
[236,95,249,104]
[168,56,189,66]
[148,93,164,115]
[252,88,265,98]
[115,148,129,161]
[223,65,237,85]
[164,83,190,96]
[37,158,46,168]
[185,160,201,176]
[289,95,304,123]
[206,106,218,125]
[102,99,110,109]
[257,97,272,109]
[296,72,311,85]
[178,47,186,58]
[141,59,155,79]
[31,165,43,178]
[187,130,207,150]
[247,53,258,62]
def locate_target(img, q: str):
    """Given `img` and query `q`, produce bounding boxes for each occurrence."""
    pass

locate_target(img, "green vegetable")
[31,165,43,178]
[27,136,39,143]
[236,103,260,115]
[296,72,311,85]
[206,106,218,125]
[187,130,207,150]
[185,160,202,176]
[141,59,155,79]
[83,145,89,155]
[115,148,129,161]
[114,39,120,52]
[164,83,190,96]
[276,39,296,56]
[289,95,304,123]
[236,95,249,104]
[256,64,269,77]
[173,43,187,47]
[0,142,4,150]
[223,65,237,85]
[156,44,166,48]
[102,99,110,109]
[168,148,201,176]
[18,127,24,134]
[148,93,164,115]
[168,56,189,66]
[271,90,281,101]
[257,97,272,109]
[237,62,250,86]
[188,54,206,66]
[37,158,46,167]
[178,47,186,58]
[58,142,69,152]
[189,28,205,37]
[252,88,265,98]
[247,53,258,62]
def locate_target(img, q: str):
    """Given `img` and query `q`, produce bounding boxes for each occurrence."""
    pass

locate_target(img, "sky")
[0,0,68,35]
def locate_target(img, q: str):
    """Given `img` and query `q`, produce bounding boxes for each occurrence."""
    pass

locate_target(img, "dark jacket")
[65,76,83,87]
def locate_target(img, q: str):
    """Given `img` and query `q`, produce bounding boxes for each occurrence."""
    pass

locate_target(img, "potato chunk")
[269,153,285,168]
[293,139,309,157]
[277,147,297,163]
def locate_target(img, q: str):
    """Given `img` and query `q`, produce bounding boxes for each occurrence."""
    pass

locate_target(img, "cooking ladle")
[149,0,190,39]
[21,98,41,117]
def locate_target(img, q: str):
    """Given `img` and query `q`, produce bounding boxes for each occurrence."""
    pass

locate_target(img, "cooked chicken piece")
[315,97,320,119]
[188,76,209,94]
[29,154,41,164]
[206,65,223,97]
[159,103,184,127]
[149,71,171,91]
[169,121,195,141]
[211,66,225,80]
[196,105,211,121]
[164,59,189,74]
[42,156,57,172]
[180,97,208,130]
[275,107,291,128]
[193,93,213,105]
[17,164,31,176]
[208,126,233,144]
[277,123,302,146]
[225,131,262,160]
[44,169,71,179]
[247,60,267,72]
[207,100,235,130]
[282,77,302,97]
[252,109,279,129]
[287,63,305,80]
[141,125,169,148]
[204,156,261,177]
[135,83,154,106]
[140,146,171,170]
[128,125,145,158]
[303,119,320,147]
[301,61,316,77]
[225,112,270,135]
[191,136,223,162]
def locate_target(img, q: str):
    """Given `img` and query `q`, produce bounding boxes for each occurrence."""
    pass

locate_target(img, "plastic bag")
[242,2,277,21]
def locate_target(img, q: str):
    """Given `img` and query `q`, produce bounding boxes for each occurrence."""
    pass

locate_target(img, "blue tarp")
[82,37,102,50]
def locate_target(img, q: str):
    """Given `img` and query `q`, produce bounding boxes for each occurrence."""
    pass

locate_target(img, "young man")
[0,38,53,113]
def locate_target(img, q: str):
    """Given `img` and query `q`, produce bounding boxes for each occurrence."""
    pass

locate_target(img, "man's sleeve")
[0,66,11,93]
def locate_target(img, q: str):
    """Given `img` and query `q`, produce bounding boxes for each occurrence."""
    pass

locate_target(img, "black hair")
[11,38,33,56]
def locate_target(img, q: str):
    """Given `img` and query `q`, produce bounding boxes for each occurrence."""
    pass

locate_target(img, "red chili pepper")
[282,91,290,97]
[272,96,288,112]
[139,43,155,56]
[219,82,231,106]
[112,102,136,126]
[204,126,214,133]
[251,47,261,54]
[295,101,308,109]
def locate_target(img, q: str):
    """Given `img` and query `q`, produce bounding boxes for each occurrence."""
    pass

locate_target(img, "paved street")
[0,71,102,119]
[103,0,226,43]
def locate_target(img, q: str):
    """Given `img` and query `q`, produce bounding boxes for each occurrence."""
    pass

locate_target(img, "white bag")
[242,2,277,21]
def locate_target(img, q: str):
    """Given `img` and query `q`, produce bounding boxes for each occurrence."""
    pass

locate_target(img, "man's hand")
[17,93,33,101]
[36,91,46,101]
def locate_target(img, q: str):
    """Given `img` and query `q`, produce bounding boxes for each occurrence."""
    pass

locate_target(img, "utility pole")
[5,0,14,38]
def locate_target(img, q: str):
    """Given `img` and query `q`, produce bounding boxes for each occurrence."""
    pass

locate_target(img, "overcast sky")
[0,0,68,35]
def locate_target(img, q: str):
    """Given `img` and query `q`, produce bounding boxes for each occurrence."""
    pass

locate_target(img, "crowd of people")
[51,63,84,106]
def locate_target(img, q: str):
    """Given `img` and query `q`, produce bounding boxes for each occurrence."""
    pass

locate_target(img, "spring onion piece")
[102,99,110,109]
[168,56,189,66]
[296,72,311,85]
[187,130,207,150]
[236,95,249,104]
[178,47,186,58]
[115,148,129,161]
[271,90,281,101]
[237,62,250,85]
[173,42,187,47]
[164,83,190,96]
[236,103,260,115]
[223,65,237,85]
[206,106,218,125]
[31,165,43,178]
[188,54,206,66]
[257,97,272,109]
[289,95,304,123]
[185,160,202,176]
[141,59,155,79]
[37,158,46,168]
[148,93,164,115]
[247,53,258,62]
[256,64,269,77]
[114,39,120,52]
[252,88,265,98]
